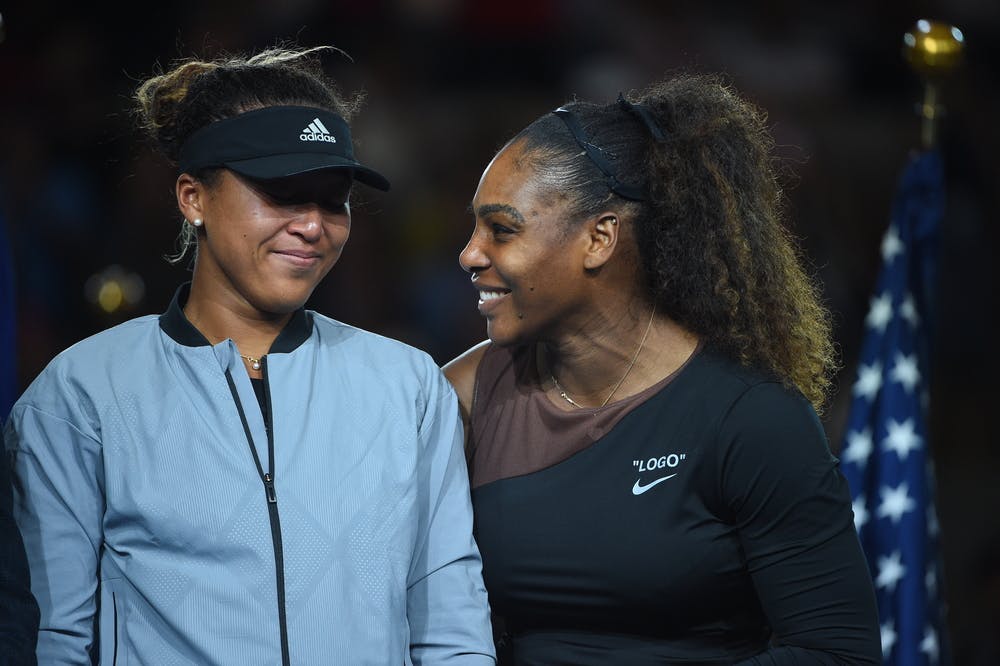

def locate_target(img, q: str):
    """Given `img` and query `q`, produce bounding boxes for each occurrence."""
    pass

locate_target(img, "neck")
[183,279,290,359]
[541,301,698,407]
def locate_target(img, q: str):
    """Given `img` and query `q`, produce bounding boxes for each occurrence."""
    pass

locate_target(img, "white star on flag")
[877,483,916,523]
[881,225,903,263]
[853,362,883,401]
[926,568,937,596]
[843,428,874,466]
[852,496,869,531]
[865,292,893,333]
[883,418,922,460]
[890,353,920,393]
[920,626,939,662]
[881,621,897,657]
[900,293,919,327]
[876,551,906,592]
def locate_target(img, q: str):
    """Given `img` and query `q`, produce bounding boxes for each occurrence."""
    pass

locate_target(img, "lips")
[273,249,322,268]
[476,286,511,314]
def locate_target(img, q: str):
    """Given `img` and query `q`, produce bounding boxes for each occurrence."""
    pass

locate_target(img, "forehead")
[473,143,553,214]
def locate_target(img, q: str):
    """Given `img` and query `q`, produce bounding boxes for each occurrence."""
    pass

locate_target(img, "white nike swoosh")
[632,474,677,495]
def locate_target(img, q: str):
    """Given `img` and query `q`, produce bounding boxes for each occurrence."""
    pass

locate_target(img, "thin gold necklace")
[240,354,264,371]
[548,303,656,409]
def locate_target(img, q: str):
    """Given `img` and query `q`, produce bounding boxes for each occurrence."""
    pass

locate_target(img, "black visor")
[177,106,390,191]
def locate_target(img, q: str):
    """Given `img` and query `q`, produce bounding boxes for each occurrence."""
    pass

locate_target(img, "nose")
[286,205,328,243]
[458,230,490,275]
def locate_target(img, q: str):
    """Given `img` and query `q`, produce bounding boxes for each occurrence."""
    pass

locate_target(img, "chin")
[257,287,314,315]
[485,320,527,348]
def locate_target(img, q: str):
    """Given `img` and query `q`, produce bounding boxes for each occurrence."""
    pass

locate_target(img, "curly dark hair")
[512,74,836,412]
[132,44,362,262]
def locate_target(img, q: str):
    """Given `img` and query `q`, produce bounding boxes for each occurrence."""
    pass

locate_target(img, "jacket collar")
[158,282,313,353]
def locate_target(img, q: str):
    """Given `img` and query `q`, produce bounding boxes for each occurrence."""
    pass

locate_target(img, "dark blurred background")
[1,0,997,661]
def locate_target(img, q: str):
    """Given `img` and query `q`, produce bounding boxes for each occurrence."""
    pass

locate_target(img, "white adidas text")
[300,133,337,143]
[300,118,337,143]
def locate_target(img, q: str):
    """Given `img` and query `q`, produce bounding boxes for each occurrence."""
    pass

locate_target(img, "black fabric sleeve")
[715,382,881,665]
[1,442,39,666]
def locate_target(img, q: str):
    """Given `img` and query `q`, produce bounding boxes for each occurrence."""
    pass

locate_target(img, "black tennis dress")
[468,343,880,665]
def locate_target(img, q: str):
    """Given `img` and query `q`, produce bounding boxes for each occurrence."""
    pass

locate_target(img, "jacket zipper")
[226,361,291,666]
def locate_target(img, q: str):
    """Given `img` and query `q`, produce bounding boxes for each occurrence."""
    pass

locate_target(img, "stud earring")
[192,218,203,227]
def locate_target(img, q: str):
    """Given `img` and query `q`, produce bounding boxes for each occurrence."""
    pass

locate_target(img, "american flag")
[838,150,949,665]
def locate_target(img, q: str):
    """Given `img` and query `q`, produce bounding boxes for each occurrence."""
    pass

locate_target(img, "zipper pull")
[263,473,277,503]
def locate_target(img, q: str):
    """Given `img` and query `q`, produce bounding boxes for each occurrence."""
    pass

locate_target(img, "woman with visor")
[4,46,494,665]
[444,75,881,664]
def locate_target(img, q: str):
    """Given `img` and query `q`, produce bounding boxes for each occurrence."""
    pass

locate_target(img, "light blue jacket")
[4,286,495,665]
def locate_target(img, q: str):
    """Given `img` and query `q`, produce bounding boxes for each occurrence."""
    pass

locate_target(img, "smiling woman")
[444,75,881,664]
[176,168,353,321]
[3,45,494,665]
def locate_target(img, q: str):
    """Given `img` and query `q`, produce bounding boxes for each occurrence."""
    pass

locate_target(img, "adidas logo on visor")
[300,118,337,143]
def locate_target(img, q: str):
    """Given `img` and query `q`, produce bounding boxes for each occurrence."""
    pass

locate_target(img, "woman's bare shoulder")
[442,340,492,416]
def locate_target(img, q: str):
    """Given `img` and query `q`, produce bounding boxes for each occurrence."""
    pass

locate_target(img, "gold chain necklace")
[548,303,656,409]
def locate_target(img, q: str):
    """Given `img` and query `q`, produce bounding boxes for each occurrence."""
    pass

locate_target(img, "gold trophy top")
[903,20,965,78]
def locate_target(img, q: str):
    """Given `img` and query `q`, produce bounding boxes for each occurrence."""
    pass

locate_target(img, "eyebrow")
[472,203,525,224]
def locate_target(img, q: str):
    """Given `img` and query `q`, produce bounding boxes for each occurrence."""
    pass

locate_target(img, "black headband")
[616,93,668,143]
[552,95,667,202]
[553,106,645,201]
[177,106,390,191]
